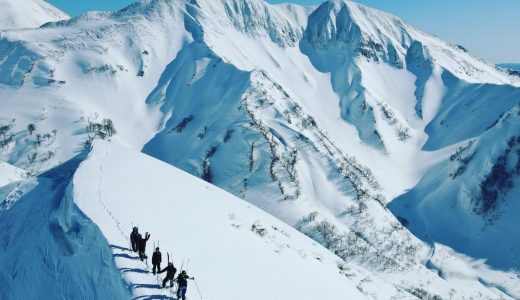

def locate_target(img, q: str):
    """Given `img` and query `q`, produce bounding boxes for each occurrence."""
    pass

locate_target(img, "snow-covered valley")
[1,0,520,299]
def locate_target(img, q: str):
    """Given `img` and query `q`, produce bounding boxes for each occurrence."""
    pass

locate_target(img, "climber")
[130,227,139,252]
[176,270,194,300]
[152,247,162,275]
[159,262,177,288]
[137,232,150,261]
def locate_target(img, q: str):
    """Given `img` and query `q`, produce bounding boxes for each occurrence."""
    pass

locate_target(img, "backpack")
[130,230,138,241]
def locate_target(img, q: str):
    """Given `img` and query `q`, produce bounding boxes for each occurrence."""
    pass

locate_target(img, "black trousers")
[162,274,173,288]
[131,241,138,252]
[139,249,146,260]
[152,263,161,274]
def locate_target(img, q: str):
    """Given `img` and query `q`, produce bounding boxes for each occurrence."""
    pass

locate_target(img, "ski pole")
[194,278,204,300]
[129,223,134,251]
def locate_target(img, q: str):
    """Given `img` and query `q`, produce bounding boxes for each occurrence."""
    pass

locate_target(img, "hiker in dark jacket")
[176,270,194,300]
[130,227,139,252]
[152,247,162,274]
[137,232,150,261]
[159,262,177,288]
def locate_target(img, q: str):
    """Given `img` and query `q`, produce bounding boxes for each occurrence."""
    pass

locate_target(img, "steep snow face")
[301,0,520,148]
[391,104,520,271]
[303,0,518,86]
[187,0,309,47]
[0,0,69,30]
[0,154,130,300]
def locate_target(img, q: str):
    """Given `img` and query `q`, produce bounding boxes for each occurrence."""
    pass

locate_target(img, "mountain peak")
[0,0,69,30]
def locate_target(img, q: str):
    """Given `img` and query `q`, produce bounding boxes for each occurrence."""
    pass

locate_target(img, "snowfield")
[0,0,69,30]
[1,0,520,298]
[0,161,25,187]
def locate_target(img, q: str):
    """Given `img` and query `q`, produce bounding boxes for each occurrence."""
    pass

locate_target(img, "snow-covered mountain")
[0,0,69,30]
[1,141,513,300]
[0,141,391,299]
[1,0,520,298]
[390,103,520,270]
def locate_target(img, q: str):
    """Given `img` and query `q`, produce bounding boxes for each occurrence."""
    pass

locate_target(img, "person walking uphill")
[152,247,162,275]
[176,270,194,300]
[130,227,139,252]
[137,232,150,261]
[159,262,177,288]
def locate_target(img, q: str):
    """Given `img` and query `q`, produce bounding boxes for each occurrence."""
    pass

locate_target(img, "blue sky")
[46,0,520,63]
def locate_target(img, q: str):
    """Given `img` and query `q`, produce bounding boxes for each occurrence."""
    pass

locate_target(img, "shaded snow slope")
[0,154,130,300]
[0,0,69,30]
[390,104,520,271]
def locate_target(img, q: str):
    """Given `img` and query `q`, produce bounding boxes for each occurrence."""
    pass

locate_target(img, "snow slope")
[0,0,69,30]
[390,103,520,270]
[0,161,25,187]
[1,140,514,299]
[74,141,404,300]
[0,153,130,300]
[1,0,520,298]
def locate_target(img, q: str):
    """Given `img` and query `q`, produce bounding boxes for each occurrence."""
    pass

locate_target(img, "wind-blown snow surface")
[0,161,25,187]
[1,0,520,298]
[0,153,130,300]
[0,0,69,30]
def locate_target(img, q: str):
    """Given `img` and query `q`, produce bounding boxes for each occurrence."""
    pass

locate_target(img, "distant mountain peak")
[0,0,69,30]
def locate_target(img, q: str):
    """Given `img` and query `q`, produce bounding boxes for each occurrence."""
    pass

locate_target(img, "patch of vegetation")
[171,115,194,133]
[0,120,15,149]
[251,223,268,237]
[197,126,208,139]
[201,145,218,183]
[474,136,519,221]
[406,287,443,300]
[223,129,234,143]
[449,140,476,179]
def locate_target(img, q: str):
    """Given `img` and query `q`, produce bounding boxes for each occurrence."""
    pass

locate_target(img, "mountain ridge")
[0,0,69,30]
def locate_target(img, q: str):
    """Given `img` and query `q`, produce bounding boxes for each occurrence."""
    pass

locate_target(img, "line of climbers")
[130,227,195,300]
